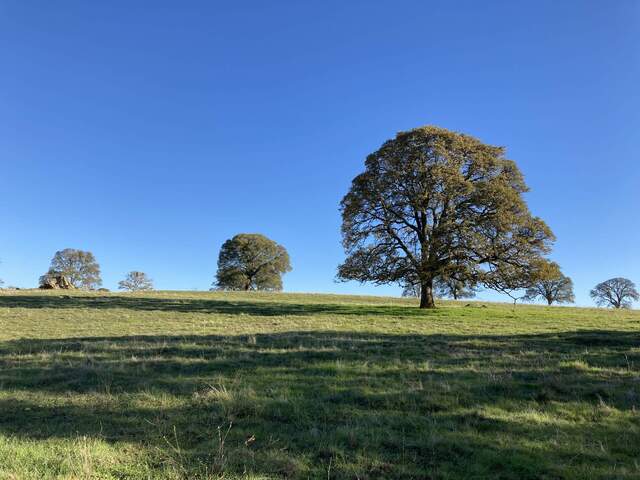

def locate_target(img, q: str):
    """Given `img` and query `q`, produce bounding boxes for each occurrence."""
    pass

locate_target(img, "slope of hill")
[0,290,638,479]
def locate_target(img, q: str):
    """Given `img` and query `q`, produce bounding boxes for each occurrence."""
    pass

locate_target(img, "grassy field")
[0,290,638,479]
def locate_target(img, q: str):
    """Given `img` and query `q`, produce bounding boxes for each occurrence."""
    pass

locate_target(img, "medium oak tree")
[215,234,291,291]
[523,261,574,305]
[337,126,554,308]
[44,248,102,290]
[590,277,638,309]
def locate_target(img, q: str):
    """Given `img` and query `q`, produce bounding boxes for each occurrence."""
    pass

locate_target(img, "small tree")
[44,249,102,289]
[215,234,291,291]
[402,277,477,300]
[483,259,550,307]
[434,277,477,300]
[523,262,574,305]
[590,278,639,309]
[401,280,420,298]
[118,271,153,292]
[337,126,554,308]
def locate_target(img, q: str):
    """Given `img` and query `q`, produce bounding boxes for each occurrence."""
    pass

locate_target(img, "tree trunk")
[419,278,435,308]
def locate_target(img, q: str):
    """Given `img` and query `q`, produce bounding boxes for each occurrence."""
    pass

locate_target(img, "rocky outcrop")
[39,274,75,290]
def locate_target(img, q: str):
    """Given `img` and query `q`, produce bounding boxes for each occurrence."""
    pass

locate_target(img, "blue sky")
[1,1,638,306]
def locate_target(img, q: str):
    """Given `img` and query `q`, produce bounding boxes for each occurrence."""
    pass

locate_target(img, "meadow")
[0,290,638,479]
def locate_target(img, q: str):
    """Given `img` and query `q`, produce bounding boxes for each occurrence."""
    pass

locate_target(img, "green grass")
[0,290,638,479]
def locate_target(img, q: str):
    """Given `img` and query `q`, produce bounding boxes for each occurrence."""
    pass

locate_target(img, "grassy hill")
[0,290,638,479]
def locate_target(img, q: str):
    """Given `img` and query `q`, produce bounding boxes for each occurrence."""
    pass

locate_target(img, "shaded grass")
[0,290,638,479]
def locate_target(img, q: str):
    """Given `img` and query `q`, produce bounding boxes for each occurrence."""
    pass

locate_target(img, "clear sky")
[1,1,638,306]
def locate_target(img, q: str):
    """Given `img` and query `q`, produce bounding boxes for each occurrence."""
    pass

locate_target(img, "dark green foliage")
[43,248,102,289]
[590,277,639,308]
[118,271,153,291]
[215,234,291,291]
[338,125,554,308]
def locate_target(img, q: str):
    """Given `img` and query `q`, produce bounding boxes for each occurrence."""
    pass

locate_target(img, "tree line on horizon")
[1,125,638,309]
[4,241,635,308]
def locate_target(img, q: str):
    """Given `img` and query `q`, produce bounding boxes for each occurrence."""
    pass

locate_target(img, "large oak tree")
[215,234,291,291]
[337,126,554,308]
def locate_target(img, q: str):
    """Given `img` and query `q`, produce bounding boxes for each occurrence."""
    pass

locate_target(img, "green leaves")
[523,261,575,305]
[118,271,154,292]
[338,125,555,308]
[215,234,292,291]
[45,248,102,290]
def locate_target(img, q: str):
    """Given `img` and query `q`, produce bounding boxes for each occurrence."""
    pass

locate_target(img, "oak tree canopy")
[337,126,554,308]
[42,248,102,290]
[215,234,291,291]
[118,271,154,292]
[523,261,574,305]
[590,277,639,309]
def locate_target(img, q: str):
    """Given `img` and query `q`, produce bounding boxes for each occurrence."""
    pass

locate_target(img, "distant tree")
[402,276,477,300]
[401,280,420,298]
[434,277,477,300]
[590,278,639,309]
[118,271,153,292]
[215,234,291,291]
[44,249,102,289]
[482,258,554,307]
[337,125,554,308]
[523,262,574,305]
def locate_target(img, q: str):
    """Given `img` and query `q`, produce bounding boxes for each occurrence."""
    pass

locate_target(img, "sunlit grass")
[0,290,638,479]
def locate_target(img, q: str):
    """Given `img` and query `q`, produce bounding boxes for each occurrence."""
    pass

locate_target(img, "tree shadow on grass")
[0,330,638,478]
[0,294,444,318]
[0,330,637,398]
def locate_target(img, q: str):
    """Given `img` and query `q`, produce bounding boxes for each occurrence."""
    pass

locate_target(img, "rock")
[58,276,74,289]
[39,274,75,290]
[39,279,56,289]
